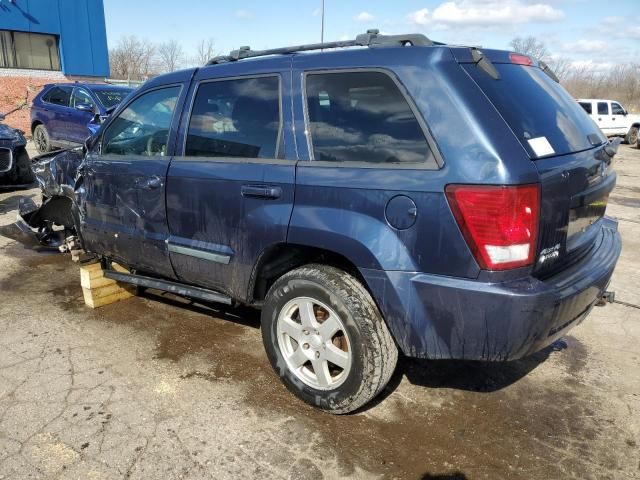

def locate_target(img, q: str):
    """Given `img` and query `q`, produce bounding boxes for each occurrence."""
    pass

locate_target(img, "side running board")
[103,270,232,306]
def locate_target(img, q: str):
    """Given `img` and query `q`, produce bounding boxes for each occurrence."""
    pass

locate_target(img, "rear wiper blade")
[470,48,500,80]
[539,60,560,83]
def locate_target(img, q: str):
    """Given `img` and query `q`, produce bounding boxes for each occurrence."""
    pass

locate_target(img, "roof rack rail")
[205,29,434,66]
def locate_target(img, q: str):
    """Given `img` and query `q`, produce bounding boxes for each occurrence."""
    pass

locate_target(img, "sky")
[103,0,640,70]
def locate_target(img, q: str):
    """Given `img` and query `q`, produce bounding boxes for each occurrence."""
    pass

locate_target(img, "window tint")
[0,30,60,70]
[103,86,180,157]
[186,76,281,159]
[578,102,592,114]
[597,102,609,115]
[611,102,625,115]
[306,71,432,164]
[43,87,72,107]
[72,89,95,110]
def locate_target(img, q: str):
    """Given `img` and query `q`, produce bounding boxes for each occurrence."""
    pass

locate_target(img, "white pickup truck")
[577,99,640,145]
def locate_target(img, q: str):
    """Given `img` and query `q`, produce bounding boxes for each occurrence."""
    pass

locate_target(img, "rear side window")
[578,102,592,114]
[185,76,281,159]
[305,71,434,165]
[43,86,72,107]
[597,102,609,115]
[464,64,605,157]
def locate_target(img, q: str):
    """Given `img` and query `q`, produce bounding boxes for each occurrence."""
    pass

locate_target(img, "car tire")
[261,264,398,414]
[625,126,638,146]
[14,149,34,184]
[33,124,52,154]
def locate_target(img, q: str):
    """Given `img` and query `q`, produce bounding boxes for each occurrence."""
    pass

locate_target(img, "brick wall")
[0,69,103,136]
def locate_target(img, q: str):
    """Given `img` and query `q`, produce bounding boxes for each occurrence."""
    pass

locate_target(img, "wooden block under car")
[80,262,136,309]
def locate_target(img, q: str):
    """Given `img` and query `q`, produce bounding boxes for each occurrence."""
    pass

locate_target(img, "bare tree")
[109,36,158,81]
[509,36,549,61]
[157,39,184,73]
[194,38,217,65]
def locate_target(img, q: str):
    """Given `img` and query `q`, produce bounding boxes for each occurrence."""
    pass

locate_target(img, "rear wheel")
[625,126,638,145]
[33,124,52,154]
[261,264,398,414]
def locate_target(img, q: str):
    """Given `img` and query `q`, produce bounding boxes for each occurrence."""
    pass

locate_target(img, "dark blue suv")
[24,31,622,413]
[30,83,133,153]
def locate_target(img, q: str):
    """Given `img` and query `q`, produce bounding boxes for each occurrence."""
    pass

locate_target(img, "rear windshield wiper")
[470,48,500,80]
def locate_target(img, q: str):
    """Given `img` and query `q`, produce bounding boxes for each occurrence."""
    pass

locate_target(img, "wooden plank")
[80,262,136,309]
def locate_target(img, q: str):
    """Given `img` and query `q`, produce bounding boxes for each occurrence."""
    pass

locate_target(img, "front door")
[166,61,296,300]
[79,84,184,278]
[69,87,97,144]
[610,101,628,135]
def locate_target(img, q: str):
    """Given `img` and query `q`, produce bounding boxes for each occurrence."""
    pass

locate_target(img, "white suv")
[577,99,640,144]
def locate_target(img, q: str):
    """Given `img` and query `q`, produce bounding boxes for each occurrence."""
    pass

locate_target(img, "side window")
[102,86,180,157]
[597,102,609,115]
[305,71,433,165]
[185,76,281,159]
[72,88,96,110]
[43,87,72,107]
[578,102,592,115]
[611,102,625,115]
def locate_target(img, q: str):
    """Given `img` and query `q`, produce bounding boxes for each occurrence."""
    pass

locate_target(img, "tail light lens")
[446,184,540,270]
[509,53,534,66]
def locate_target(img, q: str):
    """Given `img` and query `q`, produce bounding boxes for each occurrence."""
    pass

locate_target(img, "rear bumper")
[362,217,621,361]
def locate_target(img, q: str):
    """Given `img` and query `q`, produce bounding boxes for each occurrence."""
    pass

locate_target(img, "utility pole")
[320,0,325,44]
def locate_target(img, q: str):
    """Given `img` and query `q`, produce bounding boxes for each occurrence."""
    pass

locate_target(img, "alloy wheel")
[276,296,352,390]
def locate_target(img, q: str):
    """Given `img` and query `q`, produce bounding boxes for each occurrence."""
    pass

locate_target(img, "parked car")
[21,31,622,413]
[577,98,640,144]
[0,112,34,185]
[30,83,134,153]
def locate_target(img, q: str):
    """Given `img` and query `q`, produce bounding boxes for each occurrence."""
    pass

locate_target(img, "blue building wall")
[0,0,109,77]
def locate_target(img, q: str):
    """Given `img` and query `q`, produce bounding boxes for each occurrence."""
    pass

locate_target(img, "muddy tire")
[261,264,398,414]
[14,150,34,184]
[625,126,638,146]
[33,124,52,154]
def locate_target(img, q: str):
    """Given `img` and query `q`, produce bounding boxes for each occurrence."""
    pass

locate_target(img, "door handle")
[137,175,162,190]
[241,185,282,199]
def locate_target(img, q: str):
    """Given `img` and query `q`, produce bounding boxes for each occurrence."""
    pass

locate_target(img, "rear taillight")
[509,53,533,66]
[446,184,540,270]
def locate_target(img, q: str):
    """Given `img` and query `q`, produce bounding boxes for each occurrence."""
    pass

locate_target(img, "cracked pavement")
[0,145,639,479]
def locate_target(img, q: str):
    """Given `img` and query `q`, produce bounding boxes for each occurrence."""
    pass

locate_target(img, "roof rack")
[205,29,435,66]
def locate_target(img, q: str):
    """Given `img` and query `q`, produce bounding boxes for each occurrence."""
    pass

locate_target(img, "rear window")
[463,64,605,158]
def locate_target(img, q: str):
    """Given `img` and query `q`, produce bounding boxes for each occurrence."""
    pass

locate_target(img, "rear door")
[596,101,613,134]
[41,86,73,143]
[167,59,296,299]
[80,83,187,278]
[459,52,615,276]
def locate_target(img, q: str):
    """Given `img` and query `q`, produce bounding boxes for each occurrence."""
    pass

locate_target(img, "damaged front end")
[19,148,84,251]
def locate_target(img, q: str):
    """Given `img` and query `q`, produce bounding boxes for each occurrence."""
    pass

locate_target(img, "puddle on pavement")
[3,237,633,479]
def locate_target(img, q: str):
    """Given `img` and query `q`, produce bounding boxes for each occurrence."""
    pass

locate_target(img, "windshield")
[463,64,605,158]
[92,88,133,109]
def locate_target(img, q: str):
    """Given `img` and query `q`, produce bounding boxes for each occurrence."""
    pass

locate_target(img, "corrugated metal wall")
[0,0,109,77]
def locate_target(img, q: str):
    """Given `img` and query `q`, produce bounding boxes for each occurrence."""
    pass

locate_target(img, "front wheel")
[625,126,638,146]
[261,264,398,414]
[33,124,52,154]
